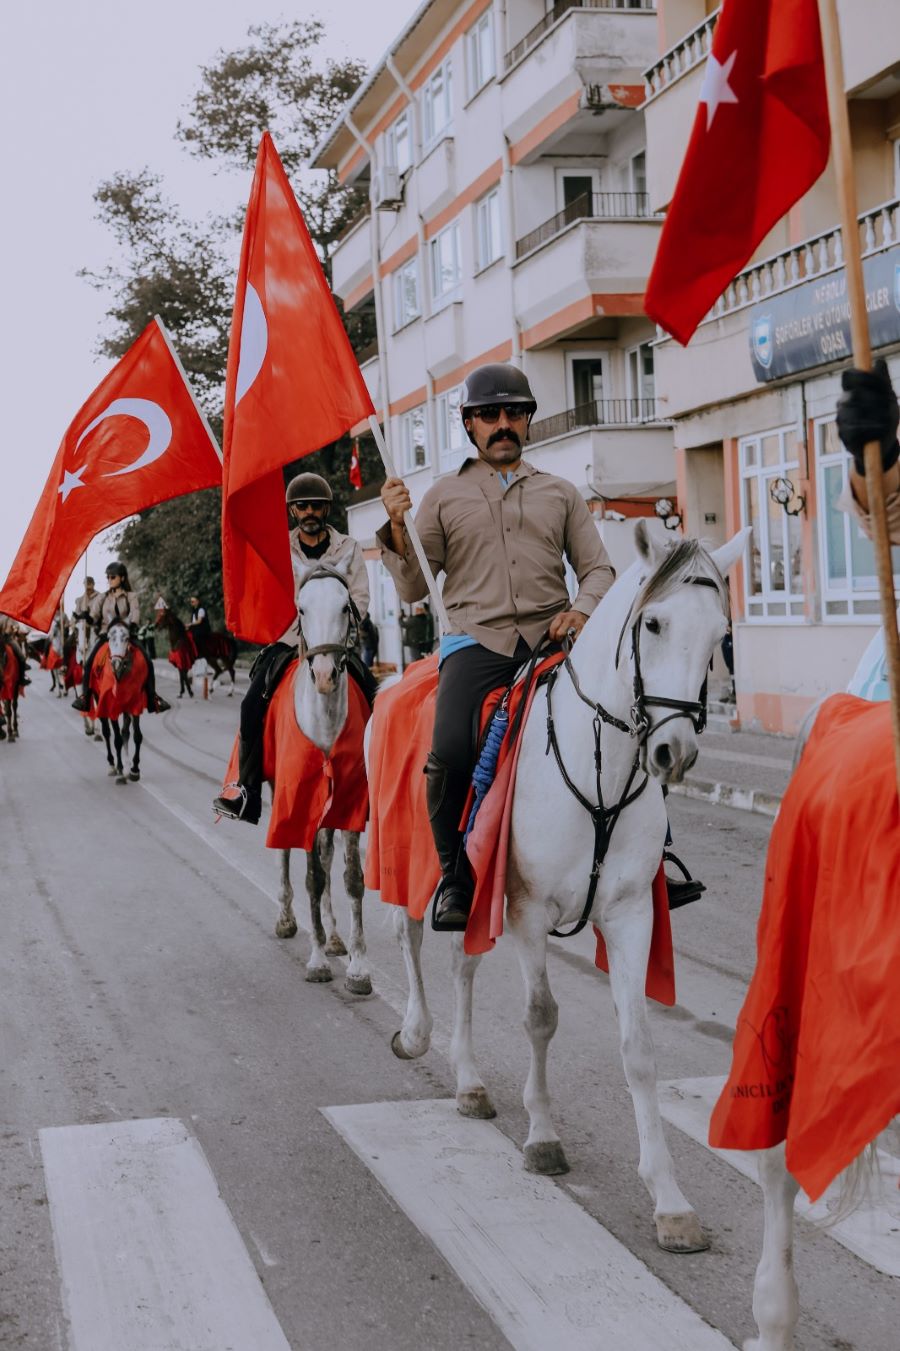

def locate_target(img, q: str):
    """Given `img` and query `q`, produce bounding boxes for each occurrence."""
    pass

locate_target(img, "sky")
[0,0,413,623]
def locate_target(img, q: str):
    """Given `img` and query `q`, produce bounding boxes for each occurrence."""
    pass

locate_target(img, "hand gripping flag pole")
[818,0,900,790]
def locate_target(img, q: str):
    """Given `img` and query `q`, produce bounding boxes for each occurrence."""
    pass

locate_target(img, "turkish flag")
[349,442,363,490]
[222,132,375,643]
[644,0,829,345]
[0,319,222,631]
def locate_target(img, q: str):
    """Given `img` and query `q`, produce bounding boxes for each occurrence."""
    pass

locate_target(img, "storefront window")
[739,426,806,620]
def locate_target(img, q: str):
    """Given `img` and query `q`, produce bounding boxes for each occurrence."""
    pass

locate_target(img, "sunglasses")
[470,404,529,424]
[292,501,327,511]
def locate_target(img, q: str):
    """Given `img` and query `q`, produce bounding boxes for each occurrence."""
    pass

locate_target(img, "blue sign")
[749,244,900,381]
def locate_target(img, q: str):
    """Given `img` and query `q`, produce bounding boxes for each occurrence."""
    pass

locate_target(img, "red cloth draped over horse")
[64,641,82,690]
[0,642,22,700]
[364,653,675,1002]
[709,694,900,1200]
[222,658,370,850]
[86,643,149,719]
[167,633,195,673]
[39,642,62,671]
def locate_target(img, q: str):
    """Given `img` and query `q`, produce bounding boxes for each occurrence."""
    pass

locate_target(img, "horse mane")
[634,539,730,620]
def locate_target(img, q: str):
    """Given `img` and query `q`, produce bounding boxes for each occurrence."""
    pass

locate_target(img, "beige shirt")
[277,525,370,647]
[75,590,101,622]
[377,456,615,657]
[99,589,140,629]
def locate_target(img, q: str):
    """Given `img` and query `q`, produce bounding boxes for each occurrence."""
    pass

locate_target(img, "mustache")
[488,428,522,449]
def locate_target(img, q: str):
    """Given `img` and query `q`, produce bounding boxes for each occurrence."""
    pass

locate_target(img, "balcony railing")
[505,0,655,73]
[529,397,663,444]
[685,197,900,331]
[515,191,656,259]
[643,8,719,102]
[355,338,379,365]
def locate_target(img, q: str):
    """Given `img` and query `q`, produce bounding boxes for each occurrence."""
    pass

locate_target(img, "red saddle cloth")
[222,659,370,850]
[709,694,900,1201]
[64,646,82,690]
[40,644,62,671]
[0,643,22,700]
[364,651,675,1003]
[167,638,194,673]
[88,643,149,718]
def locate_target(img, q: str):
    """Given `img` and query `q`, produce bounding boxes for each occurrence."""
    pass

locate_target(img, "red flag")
[644,0,829,346]
[222,132,375,643]
[0,319,221,631]
[349,442,363,490]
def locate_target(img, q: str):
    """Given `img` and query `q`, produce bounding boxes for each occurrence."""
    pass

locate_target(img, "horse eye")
[297,608,304,618]
[645,617,661,635]
[342,605,350,614]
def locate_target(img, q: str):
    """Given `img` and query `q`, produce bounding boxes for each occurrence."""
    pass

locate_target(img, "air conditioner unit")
[373,166,403,210]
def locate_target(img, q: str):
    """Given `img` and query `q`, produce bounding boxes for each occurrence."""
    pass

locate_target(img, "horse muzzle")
[645,728,698,785]
[309,653,339,695]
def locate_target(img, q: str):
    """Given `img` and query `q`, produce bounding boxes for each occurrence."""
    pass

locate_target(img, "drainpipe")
[345,113,391,430]
[497,0,522,367]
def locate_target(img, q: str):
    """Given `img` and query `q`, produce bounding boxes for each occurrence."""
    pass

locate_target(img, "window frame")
[625,340,655,421]
[565,349,607,414]
[422,58,453,150]
[398,404,429,475]
[436,385,468,475]
[391,255,421,331]
[385,108,412,175]
[429,219,462,306]
[738,425,806,623]
[474,186,503,273]
[465,10,495,99]
[555,167,601,214]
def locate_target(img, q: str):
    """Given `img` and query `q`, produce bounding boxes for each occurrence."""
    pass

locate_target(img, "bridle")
[295,566,360,672]
[544,571,724,939]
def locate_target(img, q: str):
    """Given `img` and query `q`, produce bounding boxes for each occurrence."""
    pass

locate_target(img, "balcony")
[530,396,665,444]
[423,301,465,379]
[418,136,456,220]
[505,0,655,72]
[516,192,658,260]
[331,209,373,306]
[642,9,717,210]
[525,413,674,498]
[502,4,657,161]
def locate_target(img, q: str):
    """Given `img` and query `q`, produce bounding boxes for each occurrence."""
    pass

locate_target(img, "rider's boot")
[71,672,92,712]
[212,735,263,825]
[425,753,475,932]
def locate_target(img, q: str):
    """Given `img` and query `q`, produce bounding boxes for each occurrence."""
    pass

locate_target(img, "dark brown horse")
[0,639,22,742]
[155,606,194,698]
[192,625,238,696]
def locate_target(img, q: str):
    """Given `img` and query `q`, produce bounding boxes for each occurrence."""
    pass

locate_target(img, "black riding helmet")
[459,363,537,446]
[285,472,333,508]
[105,561,131,590]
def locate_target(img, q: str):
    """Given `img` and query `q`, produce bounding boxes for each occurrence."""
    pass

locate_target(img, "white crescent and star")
[235,282,268,406]
[699,49,739,130]
[58,397,173,503]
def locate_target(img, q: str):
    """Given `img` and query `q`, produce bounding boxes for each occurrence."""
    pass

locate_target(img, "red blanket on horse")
[40,643,62,671]
[0,643,21,700]
[222,659,370,850]
[709,694,900,1200]
[64,645,82,690]
[167,635,195,672]
[87,643,149,718]
[364,653,675,1002]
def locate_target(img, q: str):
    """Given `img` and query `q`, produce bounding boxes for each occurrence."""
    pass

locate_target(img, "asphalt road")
[1,666,897,1351]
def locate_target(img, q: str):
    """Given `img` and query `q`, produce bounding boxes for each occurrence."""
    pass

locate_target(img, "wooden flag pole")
[818,0,900,790]
[368,415,450,634]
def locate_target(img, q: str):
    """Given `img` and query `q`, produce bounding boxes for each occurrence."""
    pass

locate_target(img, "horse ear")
[634,518,666,565]
[709,527,752,578]
[330,553,351,578]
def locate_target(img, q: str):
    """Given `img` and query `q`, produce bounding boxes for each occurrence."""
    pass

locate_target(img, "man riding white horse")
[378,362,706,931]
[72,561,170,715]
[73,576,102,642]
[212,471,374,825]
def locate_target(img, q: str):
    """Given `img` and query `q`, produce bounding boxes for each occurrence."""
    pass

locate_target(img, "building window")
[474,187,502,271]
[430,220,462,303]
[437,386,468,474]
[466,11,495,96]
[626,341,655,420]
[631,150,647,195]
[556,168,600,217]
[816,416,900,619]
[399,405,428,473]
[385,109,412,175]
[739,426,805,621]
[422,59,453,148]
[392,257,420,329]
[568,354,605,412]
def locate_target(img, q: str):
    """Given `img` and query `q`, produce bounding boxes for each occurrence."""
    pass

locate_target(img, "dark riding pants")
[80,636,159,707]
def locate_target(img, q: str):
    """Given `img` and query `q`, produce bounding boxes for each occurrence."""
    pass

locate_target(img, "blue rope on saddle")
[463,705,509,844]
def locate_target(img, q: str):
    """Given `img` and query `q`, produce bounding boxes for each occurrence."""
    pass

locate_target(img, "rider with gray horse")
[72,562,169,715]
[212,472,374,825]
[378,362,706,931]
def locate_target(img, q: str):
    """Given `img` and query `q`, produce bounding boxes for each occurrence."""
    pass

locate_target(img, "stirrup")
[663,850,706,911]
[430,874,473,933]
[212,783,260,824]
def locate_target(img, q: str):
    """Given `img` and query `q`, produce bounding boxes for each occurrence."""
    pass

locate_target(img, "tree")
[84,20,382,634]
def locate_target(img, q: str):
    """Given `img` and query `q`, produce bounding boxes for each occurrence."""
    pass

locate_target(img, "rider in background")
[72,562,170,714]
[0,614,31,691]
[73,577,102,641]
[188,595,211,657]
[212,472,372,825]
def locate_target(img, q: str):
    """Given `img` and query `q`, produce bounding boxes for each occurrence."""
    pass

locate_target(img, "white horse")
[390,522,748,1251]
[75,614,102,740]
[273,563,372,997]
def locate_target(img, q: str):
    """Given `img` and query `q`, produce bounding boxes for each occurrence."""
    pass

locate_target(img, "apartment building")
[644,0,900,732]
[312,0,671,669]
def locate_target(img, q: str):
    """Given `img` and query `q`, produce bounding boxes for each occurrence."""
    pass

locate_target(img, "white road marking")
[659,1076,900,1276]
[40,1117,292,1351]
[323,1099,734,1351]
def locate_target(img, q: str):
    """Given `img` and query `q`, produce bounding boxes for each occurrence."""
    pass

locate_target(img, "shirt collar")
[458,456,536,480]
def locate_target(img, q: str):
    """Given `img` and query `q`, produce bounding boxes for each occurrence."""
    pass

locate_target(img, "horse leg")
[275,848,298,939]
[227,663,235,696]
[341,831,371,997]
[317,830,345,955]
[101,718,116,774]
[129,716,142,780]
[602,900,707,1252]
[304,839,333,983]
[390,909,433,1060]
[450,933,495,1119]
[112,718,126,784]
[744,1145,800,1351]
[508,904,565,1170]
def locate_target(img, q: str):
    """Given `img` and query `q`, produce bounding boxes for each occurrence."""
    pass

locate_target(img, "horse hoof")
[391,1030,422,1060]
[524,1141,569,1175]
[305,965,333,984]
[107,766,117,776]
[655,1212,709,1253]
[325,934,347,956]
[115,776,127,786]
[344,974,372,996]
[128,770,140,781]
[275,919,297,940]
[457,1089,497,1120]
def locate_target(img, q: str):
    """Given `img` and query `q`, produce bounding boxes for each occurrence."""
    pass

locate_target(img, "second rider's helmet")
[285,472,334,510]
[459,363,538,445]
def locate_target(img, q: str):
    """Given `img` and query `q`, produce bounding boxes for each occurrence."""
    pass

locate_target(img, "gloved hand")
[836,359,900,475]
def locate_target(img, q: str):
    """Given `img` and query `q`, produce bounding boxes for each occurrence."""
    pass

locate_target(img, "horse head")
[611,522,750,785]
[106,619,133,681]
[294,558,357,697]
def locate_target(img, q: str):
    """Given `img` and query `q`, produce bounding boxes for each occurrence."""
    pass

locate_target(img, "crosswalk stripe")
[40,1117,293,1351]
[323,1098,734,1351]
[659,1076,900,1277]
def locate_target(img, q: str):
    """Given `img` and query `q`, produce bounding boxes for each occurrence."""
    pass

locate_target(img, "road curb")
[668,776,782,818]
